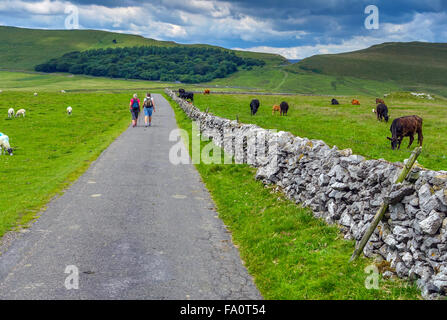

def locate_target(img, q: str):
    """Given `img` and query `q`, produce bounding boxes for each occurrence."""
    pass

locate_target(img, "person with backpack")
[143,93,156,127]
[129,93,140,127]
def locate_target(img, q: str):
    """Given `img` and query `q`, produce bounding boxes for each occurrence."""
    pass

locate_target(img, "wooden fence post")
[349,146,422,262]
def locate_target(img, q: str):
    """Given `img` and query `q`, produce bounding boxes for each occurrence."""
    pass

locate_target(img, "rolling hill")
[287,42,447,88]
[1,26,446,97]
[0,26,286,71]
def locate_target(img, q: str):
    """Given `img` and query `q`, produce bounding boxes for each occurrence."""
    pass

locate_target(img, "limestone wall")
[166,89,447,299]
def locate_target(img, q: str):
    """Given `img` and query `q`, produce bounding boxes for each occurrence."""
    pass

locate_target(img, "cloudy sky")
[0,0,446,59]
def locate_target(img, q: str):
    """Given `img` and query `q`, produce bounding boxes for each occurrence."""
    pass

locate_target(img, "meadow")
[0,90,145,236]
[192,92,447,171]
[165,93,421,300]
[0,71,173,92]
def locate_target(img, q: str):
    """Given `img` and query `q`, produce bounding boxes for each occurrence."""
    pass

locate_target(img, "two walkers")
[129,93,156,128]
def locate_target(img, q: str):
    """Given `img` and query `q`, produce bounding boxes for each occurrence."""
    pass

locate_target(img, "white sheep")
[8,108,15,118]
[61,90,66,93]
[67,106,72,115]
[34,92,38,96]
[0,133,13,156]
[15,109,26,118]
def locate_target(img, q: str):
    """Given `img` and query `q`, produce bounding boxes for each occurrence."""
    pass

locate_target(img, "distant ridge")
[287,42,447,86]
[0,26,287,70]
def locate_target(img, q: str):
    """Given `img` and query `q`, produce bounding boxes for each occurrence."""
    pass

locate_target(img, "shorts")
[131,108,139,120]
[144,107,153,117]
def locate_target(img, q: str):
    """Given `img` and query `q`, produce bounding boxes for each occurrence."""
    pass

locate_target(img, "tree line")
[35,46,265,83]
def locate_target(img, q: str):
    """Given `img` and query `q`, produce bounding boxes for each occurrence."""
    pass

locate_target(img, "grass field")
[191,92,447,171]
[166,93,421,299]
[205,66,403,96]
[0,71,175,92]
[0,90,143,236]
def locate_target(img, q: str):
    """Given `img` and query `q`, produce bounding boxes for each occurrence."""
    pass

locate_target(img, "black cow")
[331,98,339,105]
[182,92,194,102]
[376,103,389,122]
[387,115,423,150]
[280,101,289,116]
[179,89,194,102]
[250,99,260,115]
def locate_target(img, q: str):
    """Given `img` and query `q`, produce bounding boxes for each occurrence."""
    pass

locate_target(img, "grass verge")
[164,93,421,300]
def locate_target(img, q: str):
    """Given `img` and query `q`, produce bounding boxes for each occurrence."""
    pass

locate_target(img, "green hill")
[287,42,447,88]
[1,26,446,97]
[0,26,286,71]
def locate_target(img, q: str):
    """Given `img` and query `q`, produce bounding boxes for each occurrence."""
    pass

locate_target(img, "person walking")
[143,93,156,127]
[129,93,140,128]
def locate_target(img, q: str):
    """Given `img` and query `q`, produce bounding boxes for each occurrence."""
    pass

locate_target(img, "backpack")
[131,99,139,109]
[144,98,153,108]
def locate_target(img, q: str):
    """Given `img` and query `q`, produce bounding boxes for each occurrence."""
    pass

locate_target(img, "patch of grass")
[0,90,139,236]
[191,93,447,171]
[205,66,402,96]
[0,71,174,92]
[165,93,421,300]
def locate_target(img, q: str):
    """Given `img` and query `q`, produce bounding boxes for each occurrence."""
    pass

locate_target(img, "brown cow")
[204,89,210,95]
[352,99,360,105]
[387,115,423,150]
[376,98,385,104]
[272,105,280,115]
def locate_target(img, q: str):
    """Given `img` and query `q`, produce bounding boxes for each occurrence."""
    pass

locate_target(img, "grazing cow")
[280,101,289,116]
[387,115,423,150]
[376,98,385,104]
[272,105,280,115]
[178,88,185,95]
[331,98,339,105]
[181,92,194,102]
[250,99,260,116]
[351,99,360,105]
[375,103,389,122]
[204,89,210,95]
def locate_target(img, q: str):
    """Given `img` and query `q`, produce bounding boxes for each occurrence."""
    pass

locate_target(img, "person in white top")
[143,93,156,127]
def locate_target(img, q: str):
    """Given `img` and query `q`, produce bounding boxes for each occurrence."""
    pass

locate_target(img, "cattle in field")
[178,88,185,96]
[250,99,260,115]
[204,89,210,95]
[182,92,194,102]
[375,103,389,122]
[331,98,339,105]
[376,98,385,104]
[352,99,360,105]
[280,101,289,116]
[387,115,423,150]
[272,105,280,115]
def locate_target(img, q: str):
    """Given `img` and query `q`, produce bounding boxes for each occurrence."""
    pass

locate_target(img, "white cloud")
[234,11,447,59]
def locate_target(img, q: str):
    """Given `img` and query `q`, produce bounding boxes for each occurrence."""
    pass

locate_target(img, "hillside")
[0,26,286,70]
[287,42,447,87]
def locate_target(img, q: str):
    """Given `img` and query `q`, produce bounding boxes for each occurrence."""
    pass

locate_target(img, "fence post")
[349,146,422,262]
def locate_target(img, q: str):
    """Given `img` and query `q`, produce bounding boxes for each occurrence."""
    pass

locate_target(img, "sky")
[0,0,446,59]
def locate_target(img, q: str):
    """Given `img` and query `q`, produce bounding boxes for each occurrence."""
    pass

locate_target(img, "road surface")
[0,94,261,300]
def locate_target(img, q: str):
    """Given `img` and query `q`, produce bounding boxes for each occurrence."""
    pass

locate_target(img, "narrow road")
[0,94,261,300]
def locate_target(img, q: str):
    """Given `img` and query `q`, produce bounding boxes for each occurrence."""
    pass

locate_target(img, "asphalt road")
[0,94,261,300]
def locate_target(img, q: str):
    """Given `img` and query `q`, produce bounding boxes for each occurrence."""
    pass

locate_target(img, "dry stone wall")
[166,89,447,299]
